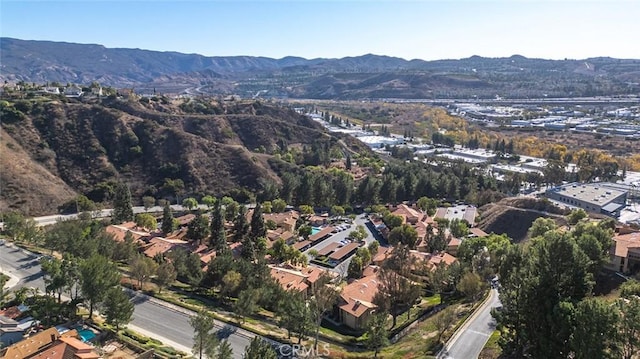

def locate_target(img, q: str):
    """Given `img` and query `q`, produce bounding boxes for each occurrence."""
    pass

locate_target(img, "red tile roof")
[613,232,640,258]
[339,268,380,318]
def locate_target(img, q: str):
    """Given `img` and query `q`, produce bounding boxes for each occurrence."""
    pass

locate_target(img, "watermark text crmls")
[277,343,331,358]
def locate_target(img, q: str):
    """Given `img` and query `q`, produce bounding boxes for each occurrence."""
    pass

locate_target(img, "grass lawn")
[478,330,502,359]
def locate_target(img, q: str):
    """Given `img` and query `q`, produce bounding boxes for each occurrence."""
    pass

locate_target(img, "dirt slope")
[477,197,568,242]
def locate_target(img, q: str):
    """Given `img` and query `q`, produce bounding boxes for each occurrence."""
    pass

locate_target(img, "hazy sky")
[1,0,639,60]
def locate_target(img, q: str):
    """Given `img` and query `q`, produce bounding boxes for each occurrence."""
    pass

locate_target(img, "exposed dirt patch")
[477,197,568,242]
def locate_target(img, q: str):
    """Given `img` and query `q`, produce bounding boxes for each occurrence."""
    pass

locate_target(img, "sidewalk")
[127,323,193,355]
[2,271,20,289]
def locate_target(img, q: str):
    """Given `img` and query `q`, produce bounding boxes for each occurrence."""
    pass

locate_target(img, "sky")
[1,0,639,61]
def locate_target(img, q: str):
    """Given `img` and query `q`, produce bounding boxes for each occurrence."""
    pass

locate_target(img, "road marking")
[467,329,491,337]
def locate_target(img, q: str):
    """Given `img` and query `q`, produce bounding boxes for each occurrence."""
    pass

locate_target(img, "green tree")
[272,198,287,213]
[299,204,314,215]
[311,273,340,350]
[365,313,389,358]
[382,213,403,230]
[221,270,242,299]
[182,197,198,211]
[416,196,438,216]
[187,213,210,244]
[235,288,259,323]
[330,205,345,217]
[262,201,273,214]
[1,211,25,240]
[190,309,219,359]
[130,254,157,290]
[528,217,557,238]
[142,196,156,211]
[567,208,588,225]
[348,256,364,279]
[233,206,250,243]
[216,340,233,359]
[368,240,380,256]
[298,224,312,240]
[135,213,157,231]
[80,254,120,318]
[155,261,177,293]
[276,291,313,343]
[223,198,239,222]
[449,218,469,238]
[243,337,277,359]
[114,231,138,262]
[388,224,418,248]
[41,257,69,303]
[572,298,619,359]
[112,182,134,224]
[210,200,227,251]
[103,287,134,331]
[434,306,456,343]
[617,296,640,359]
[456,271,485,301]
[201,195,216,209]
[161,202,175,234]
[250,203,266,240]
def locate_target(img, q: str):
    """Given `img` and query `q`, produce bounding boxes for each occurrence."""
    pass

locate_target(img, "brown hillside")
[477,197,568,242]
[0,128,77,214]
[0,96,351,215]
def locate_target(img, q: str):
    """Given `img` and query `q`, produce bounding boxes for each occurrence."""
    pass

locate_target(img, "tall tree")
[112,182,134,224]
[572,298,619,359]
[103,287,134,331]
[161,202,175,235]
[310,273,340,350]
[243,337,277,359]
[216,340,233,359]
[210,200,227,251]
[130,254,158,289]
[233,206,250,243]
[190,309,219,359]
[617,296,640,359]
[155,261,177,293]
[365,313,389,358]
[250,203,266,240]
[276,291,313,343]
[187,213,210,244]
[80,254,120,318]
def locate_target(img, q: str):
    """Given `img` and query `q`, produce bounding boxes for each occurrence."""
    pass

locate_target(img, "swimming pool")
[311,227,322,235]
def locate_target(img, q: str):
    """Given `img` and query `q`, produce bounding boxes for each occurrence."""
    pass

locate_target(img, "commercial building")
[545,182,627,217]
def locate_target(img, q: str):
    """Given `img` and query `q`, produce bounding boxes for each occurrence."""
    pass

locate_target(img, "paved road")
[438,289,501,359]
[0,241,260,359]
[1,204,209,228]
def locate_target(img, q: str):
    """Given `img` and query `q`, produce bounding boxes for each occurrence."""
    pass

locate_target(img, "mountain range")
[2,37,640,99]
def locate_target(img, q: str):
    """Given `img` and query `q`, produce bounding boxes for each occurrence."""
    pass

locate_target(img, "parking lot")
[304,213,379,275]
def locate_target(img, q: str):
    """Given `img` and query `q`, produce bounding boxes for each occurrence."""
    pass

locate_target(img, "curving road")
[438,288,501,359]
[0,241,266,358]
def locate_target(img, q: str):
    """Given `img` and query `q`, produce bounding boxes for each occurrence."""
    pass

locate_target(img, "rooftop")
[549,183,627,206]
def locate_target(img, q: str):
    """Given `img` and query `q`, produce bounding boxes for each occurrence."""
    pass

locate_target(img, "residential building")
[337,266,380,330]
[0,327,100,359]
[0,316,23,347]
[269,265,324,297]
[608,231,640,274]
[64,86,83,97]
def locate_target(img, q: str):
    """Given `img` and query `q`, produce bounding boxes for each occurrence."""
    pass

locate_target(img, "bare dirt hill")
[0,96,363,215]
[477,197,569,242]
[0,128,77,214]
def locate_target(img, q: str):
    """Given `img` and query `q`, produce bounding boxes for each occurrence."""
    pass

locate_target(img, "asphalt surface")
[304,213,380,275]
[438,289,501,359]
[0,241,259,359]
